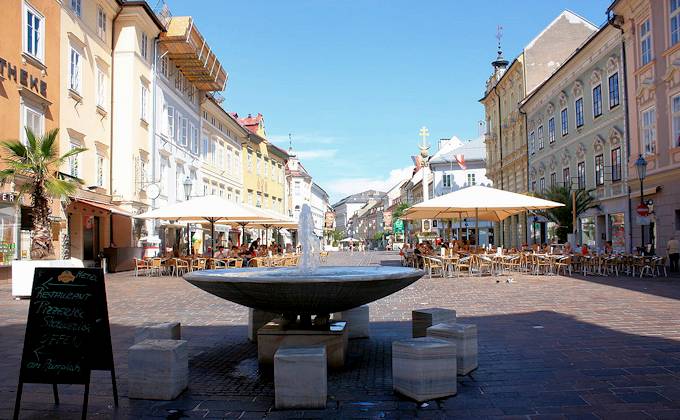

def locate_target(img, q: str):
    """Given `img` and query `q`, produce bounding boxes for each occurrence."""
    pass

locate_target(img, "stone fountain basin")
[184,266,425,315]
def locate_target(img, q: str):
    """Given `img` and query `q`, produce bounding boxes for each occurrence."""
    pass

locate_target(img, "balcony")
[160,16,228,92]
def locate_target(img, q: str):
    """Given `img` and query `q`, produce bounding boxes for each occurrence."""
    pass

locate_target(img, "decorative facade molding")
[593,135,606,153]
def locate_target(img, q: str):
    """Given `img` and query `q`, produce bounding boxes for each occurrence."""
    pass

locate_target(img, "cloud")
[295,149,339,160]
[325,166,414,199]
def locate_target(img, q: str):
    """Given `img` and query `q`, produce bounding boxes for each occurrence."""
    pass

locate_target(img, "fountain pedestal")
[257,319,348,369]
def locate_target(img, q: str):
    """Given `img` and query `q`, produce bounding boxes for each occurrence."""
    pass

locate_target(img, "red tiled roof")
[238,113,263,134]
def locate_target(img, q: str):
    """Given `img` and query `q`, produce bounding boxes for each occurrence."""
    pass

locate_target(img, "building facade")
[481,11,598,248]
[0,0,62,278]
[332,190,386,237]
[310,182,330,239]
[609,0,680,253]
[522,24,629,251]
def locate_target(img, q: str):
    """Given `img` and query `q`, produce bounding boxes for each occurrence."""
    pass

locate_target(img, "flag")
[454,154,466,170]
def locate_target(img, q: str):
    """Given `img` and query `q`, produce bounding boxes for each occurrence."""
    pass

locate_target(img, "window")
[563,167,571,188]
[264,159,269,178]
[180,117,188,146]
[160,56,168,78]
[640,19,652,66]
[140,32,148,60]
[548,117,555,143]
[24,3,44,61]
[531,181,536,192]
[294,181,301,196]
[593,85,602,118]
[672,95,680,148]
[641,107,656,154]
[561,108,568,136]
[442,174,452,188]
[140,84,148,121]
[575,98,584,128]
[190,124,198,154]
[70,0,81,17]
[69,142,80,177]
[577,161,586,189]
[22,103,43,144]
[608,72,620,108]
[96,68,106,108]
[69,48,81,93]
[529,131,535,154]
[247,152,253,172]
[537,125,544,150]
[256,155,261,175]
[539,177,545,193]
[167,106,175,139]
[672,0,680,46]
[96,155,104,187]
[201,135,209,159]
[595,154,604,186]
[611,147,622,181]
[467,173,476,186]
[550,172,557,188]
[97,6,107,40]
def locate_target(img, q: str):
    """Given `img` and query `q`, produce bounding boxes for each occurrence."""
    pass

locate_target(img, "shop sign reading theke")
[0,57,48,98]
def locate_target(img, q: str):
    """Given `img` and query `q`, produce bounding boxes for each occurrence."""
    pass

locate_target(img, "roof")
[238,113,264,134]
[429,136,486,164]
[332,190,386,208]
[119,1,166,32]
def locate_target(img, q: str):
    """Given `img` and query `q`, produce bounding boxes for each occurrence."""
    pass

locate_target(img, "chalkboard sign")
[14,267,117,420]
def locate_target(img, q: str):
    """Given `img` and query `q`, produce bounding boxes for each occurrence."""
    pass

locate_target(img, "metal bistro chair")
[173,258,190,276]
[191,258,207,271]
[424,256,445,278]
[454,256,472,277]
[134,258,149,277]
[148,258,163,276]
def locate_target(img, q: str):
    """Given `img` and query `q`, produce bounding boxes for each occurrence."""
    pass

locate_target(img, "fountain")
[184,204,424,367]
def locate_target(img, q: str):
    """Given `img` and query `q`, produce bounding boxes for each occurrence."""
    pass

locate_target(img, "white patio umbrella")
[402,185,564,245]
[137,195,272,254]
[340,237,358,242]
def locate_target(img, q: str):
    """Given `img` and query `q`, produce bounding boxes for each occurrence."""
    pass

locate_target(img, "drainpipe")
[108,5,123,247]
[519,106,529,245]
[609,13,633,253]
[491,85,504,247]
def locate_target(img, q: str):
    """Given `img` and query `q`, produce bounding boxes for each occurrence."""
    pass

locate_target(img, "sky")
[164,0,612,203]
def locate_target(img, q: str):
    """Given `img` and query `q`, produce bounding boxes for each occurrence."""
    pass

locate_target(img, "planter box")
[12,259,84,298]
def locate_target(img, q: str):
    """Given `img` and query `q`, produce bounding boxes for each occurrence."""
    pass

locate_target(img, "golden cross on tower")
[419,126,430,149]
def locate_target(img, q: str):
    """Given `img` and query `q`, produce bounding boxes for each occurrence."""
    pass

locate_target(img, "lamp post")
[635,154,647,254]
[533,215,539,245]
[183,176,192,255]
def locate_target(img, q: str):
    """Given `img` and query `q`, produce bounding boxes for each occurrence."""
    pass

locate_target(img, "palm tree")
[0,128,86,259]
[536,185,599,243]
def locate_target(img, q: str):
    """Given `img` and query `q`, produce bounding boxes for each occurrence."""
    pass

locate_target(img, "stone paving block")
[392,337,457,402]
[248,308,279,342]
[274,346,327,409]
[134,321,181,343]
[411,308,456,338]
[128,339,188,400]
[426,322,478,375]
[332,305,369,339]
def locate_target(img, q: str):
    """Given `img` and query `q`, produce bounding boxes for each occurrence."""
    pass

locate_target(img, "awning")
[70,198,134,217]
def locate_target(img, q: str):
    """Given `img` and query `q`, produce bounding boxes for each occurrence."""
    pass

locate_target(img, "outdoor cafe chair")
[553,256,572,276]
[472,254,494,277]
[191,258,207,271]
[454,256,472,277]
[148,258,163,276]
[423,256,445,278]
[173,258,190,276]
[134,258,149,277]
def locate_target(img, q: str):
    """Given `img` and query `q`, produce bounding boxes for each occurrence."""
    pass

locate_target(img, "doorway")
[83,215,100,261]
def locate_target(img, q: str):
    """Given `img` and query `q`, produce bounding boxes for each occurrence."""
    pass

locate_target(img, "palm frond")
[1,140,28,160]
[40,128,60,160]
[44,178,79,198]
[0,168,16,185]
[56,147,88,164]
[24,127,38,157]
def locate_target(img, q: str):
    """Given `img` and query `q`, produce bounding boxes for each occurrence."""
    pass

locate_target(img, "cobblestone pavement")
[1,251,680,419]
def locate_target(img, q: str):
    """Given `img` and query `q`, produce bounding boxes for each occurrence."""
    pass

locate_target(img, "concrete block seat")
[275,346,327,409]
[134,322,181,344]
[128,339,188,400]
[248,308,279,342]
[412,308,456,338]
[392,337,457,402]
[332,304,369,339]
[427,323,478,375]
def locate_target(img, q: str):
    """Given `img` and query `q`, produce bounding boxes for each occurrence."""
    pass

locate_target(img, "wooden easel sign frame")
[13,267,117,420]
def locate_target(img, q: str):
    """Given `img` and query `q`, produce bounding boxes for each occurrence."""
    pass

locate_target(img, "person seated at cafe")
[580,243,589,256]
[249,238,260,253]
[203,247,213,258]
[604,240,613,255]
[563,242,572,254]
[214,246,229,259]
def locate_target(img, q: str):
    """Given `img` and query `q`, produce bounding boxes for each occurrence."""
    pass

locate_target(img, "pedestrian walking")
[667,235,680,273]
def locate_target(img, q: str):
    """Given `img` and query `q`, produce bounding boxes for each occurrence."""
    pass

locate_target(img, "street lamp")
[182,176,193,201]
[635,154,647,254]
[182,176,193,255]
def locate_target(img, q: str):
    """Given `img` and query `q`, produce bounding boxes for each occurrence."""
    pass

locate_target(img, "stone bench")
[128,339,188,400]
[274,346,327,409]
[412,308,456,338]
[427,323,478,375]
[134,322,181,344]
[392,337,457,402]
[332,305,369,339]
[248,308,279,342]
